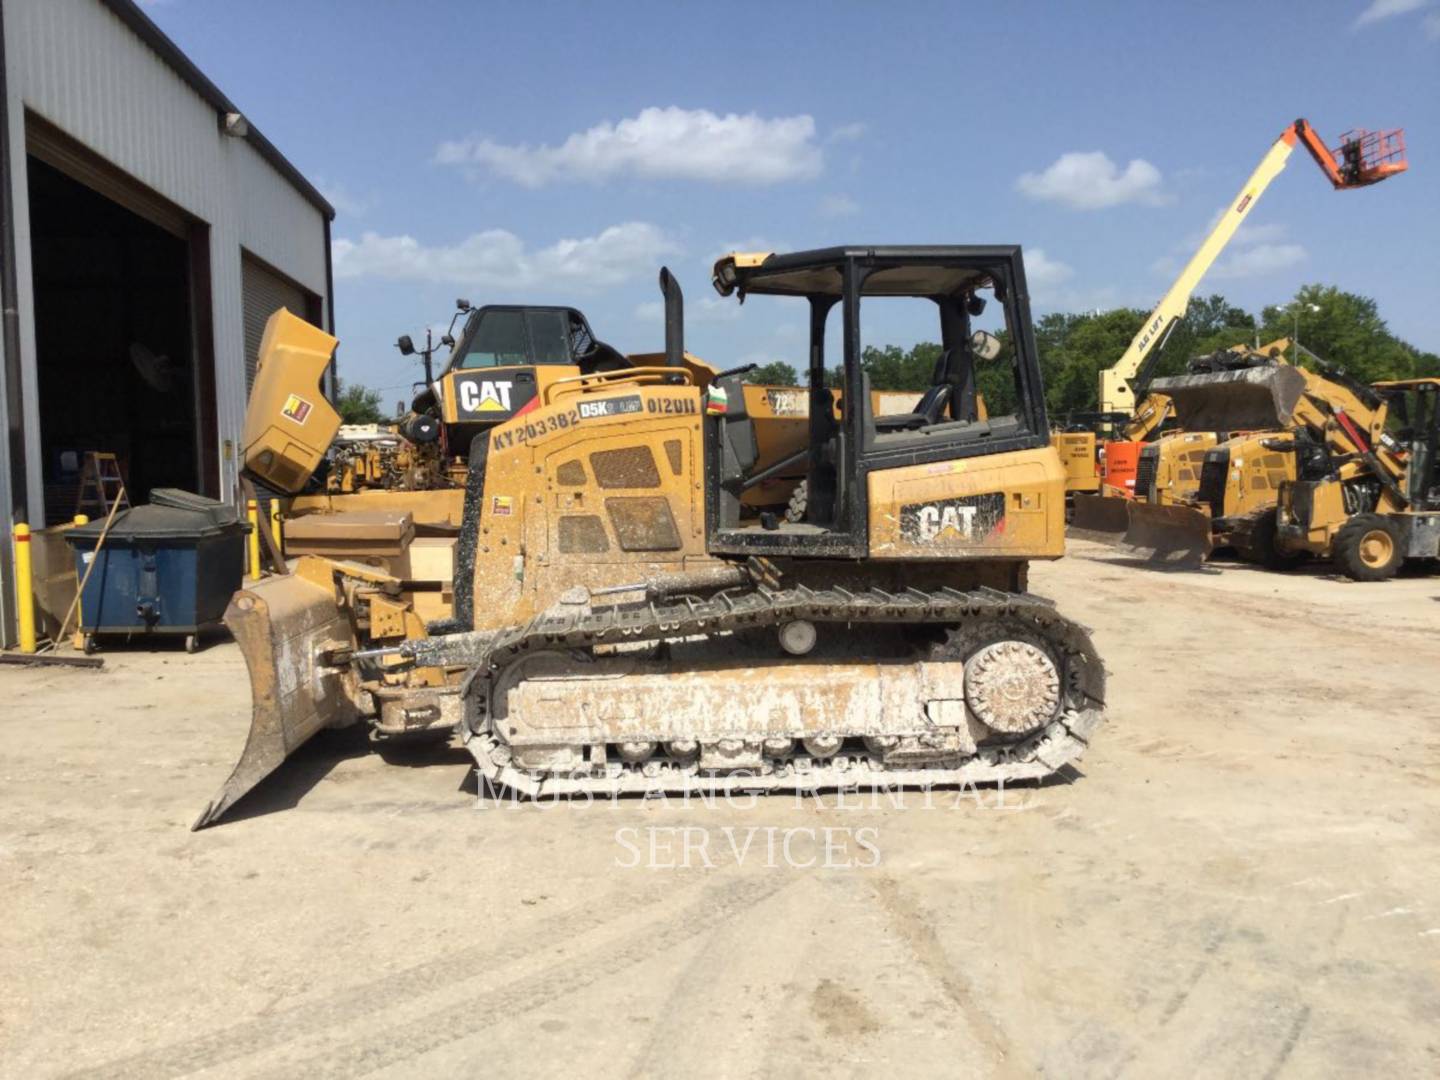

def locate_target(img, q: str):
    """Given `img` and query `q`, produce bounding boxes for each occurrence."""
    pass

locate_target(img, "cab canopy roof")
[711,245,1019,300]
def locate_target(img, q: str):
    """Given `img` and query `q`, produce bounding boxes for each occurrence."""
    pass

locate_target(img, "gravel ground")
[3,540,1438,1078]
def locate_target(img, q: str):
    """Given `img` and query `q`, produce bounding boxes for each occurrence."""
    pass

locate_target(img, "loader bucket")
[1150,366,1307,432]
[1121,501,1214,567]
[193,559,359,829]
[1069,492,1132,541]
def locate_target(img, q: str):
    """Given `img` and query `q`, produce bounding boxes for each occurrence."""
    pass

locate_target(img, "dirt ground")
[3,540,1438,1078]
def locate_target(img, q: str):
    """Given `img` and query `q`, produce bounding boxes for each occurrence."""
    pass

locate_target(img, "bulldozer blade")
[1150,366,1307,432]
[1121,501,1214,567]
[1069,492,1131,541]
[194,562,359,829]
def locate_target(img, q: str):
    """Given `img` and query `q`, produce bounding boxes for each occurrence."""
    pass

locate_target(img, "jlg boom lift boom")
[1061,118,1407,508]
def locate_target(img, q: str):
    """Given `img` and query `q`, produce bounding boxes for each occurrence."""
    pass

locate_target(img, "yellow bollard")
[71,516,89,635]
[246,499,261,580]
[14,522,36,653]
[270,501,283,556]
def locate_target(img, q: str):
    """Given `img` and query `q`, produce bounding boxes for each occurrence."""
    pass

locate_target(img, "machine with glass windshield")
[431,305,630,446]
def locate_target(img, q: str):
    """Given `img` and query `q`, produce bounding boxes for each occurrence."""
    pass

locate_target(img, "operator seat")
[874,349,955,432]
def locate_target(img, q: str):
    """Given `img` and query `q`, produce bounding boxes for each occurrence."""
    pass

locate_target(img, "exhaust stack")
[659,266,684,368]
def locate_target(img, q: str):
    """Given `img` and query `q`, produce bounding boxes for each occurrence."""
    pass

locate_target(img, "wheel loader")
[195,247,1106,828]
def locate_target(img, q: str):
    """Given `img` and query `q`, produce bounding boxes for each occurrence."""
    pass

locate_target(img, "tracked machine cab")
[198,246,1105,827]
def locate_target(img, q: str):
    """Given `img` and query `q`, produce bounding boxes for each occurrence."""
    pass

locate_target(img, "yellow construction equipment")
[1274,378,1440,579]
[195,247,1106,827]
[1113,360,1396,566]
[1063,118,1407,508]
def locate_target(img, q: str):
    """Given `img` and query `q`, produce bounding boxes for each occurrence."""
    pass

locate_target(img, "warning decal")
[281,394,313,425]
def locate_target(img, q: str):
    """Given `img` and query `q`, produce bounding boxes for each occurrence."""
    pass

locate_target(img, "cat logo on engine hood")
[899,492,1006,543]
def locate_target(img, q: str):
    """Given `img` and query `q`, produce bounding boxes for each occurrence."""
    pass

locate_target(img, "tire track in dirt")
[61,879,698,1080]
[869,875,1028,1078]
[250,873,791,1079]
[622,876,818,1079]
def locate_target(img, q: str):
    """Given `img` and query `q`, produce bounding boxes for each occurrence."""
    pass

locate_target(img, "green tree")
[1256,284,1439,382]
[335,380,386,424]
[816,284,1436,421]
[742,361,799,386]
[859,343,940,390]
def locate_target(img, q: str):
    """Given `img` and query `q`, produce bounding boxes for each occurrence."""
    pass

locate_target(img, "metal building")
[0,0,335,645]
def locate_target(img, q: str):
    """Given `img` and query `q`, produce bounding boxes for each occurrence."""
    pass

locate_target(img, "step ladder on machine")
[74,452,130,518]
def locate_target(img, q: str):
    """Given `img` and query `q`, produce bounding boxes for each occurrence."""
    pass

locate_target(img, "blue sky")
[143,0,1439,398]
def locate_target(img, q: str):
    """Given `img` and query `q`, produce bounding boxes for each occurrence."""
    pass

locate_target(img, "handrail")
[543,366,692,405]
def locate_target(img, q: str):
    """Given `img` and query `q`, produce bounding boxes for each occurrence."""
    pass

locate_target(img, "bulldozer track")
[464,584,1106,796]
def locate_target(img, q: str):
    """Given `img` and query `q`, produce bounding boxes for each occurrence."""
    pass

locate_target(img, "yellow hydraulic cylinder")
[246,499,261,580]
[14,522,36,653]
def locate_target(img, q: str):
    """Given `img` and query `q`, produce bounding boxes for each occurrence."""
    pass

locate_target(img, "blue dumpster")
[66,489,249,653]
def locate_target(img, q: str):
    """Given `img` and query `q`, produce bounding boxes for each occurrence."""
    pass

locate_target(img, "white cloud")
[1023,248,1075,293]
[634,295,738,324]
[436,106,823,187]
[333,221,679,290]
[1354,0,1430,27]
[317,181,376,219]
[1017,151,1170,210]
[1152,209,1307,281]
[818,193,859,218]
[828,122,867,143]
[1210,243,1307,280]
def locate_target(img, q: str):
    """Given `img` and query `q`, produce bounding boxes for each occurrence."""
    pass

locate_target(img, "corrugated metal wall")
[0,0,330,534]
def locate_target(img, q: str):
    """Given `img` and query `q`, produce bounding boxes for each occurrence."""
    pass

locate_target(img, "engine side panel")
[866,446,1064,559]
[471,382,720,629]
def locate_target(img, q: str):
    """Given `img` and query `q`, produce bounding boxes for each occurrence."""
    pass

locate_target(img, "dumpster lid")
[68,502,246,542]
[149,488,241,529]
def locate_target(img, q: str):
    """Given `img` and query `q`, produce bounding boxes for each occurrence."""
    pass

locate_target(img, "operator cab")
[1376,379,1440,509]
[431,305,629,440]
[705,246,1052,558]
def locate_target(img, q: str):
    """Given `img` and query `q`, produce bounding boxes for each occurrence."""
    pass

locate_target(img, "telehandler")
[196,247,1106,827]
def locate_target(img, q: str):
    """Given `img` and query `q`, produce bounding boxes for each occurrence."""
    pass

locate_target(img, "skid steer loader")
[195,247,1106,828]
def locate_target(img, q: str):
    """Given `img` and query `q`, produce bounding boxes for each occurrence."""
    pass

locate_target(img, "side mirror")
[966,295,987,317]
[441,334,455,347]
[970,329,1002,361]
[456,298,472,312]
[396,335,415,356]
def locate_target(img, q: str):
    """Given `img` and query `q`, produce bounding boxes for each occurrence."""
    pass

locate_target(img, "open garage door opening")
[27,154,202,524]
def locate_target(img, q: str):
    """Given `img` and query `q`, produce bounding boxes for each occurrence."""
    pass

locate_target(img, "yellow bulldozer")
[195,246,1107,827]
